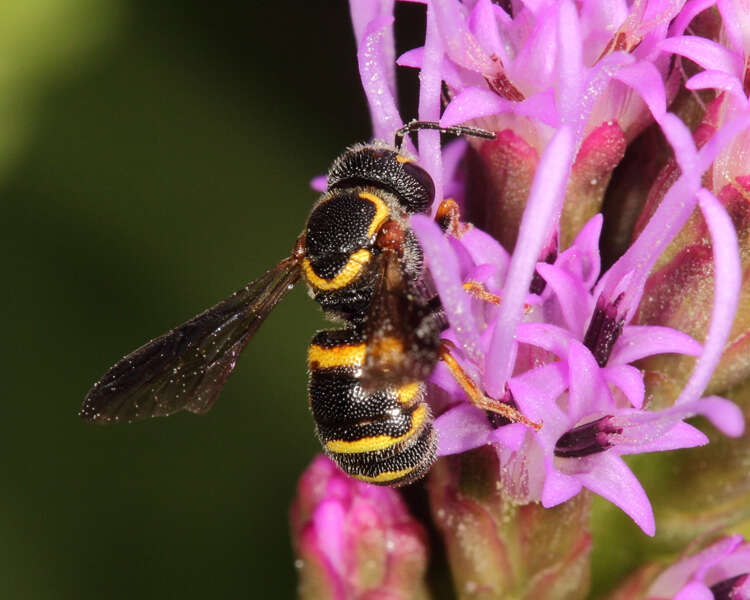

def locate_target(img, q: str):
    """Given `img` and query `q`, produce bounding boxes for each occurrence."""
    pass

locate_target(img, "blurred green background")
[0,1,409,597]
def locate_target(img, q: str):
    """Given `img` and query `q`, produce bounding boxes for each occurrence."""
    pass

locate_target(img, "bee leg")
[462,281,501,304]
[435,198,470,238]
[439,340,542,431]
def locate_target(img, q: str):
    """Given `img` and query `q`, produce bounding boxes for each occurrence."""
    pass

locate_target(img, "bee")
[81,121,536,486]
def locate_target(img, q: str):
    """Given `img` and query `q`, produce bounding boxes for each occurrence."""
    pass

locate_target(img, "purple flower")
[381,0,747,535]
[645,535,750,600]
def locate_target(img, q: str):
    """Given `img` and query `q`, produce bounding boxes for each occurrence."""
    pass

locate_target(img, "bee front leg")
[435,198,470,238]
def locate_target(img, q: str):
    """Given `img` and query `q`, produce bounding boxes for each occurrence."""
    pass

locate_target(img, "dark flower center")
[582,294,625,366]
[529,247,558,295]
[709,573,749,600]
[554,416,621,458]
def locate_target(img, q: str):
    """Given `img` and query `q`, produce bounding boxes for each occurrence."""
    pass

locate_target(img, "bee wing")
[359,250,442,390]
[81,256,302,424]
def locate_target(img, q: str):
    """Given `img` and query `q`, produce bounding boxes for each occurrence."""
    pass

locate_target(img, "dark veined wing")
[359,250,443,391]
[81,256,302,424]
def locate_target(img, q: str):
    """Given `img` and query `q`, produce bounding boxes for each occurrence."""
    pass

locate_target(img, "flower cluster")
[293,0,750,597]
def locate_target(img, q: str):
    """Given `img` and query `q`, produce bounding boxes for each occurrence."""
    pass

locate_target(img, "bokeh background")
[1,2,428,597]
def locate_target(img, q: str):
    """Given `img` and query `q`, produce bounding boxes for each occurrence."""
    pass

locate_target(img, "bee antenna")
[394,120,495,151]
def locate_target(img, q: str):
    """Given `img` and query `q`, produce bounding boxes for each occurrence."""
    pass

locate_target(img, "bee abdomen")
[308,328,436,486]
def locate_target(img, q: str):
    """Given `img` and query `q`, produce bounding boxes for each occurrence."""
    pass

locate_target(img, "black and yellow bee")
[81,121,535,486]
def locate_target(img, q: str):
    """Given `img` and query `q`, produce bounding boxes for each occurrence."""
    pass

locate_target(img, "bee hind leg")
[438,340,542,431]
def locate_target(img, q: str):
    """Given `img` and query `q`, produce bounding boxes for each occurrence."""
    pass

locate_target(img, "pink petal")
[673,582,714,600]
[397,46,465,89]
[610,325,702,365]
[676,190,741,406]
[516,322,574,358]
[434,403,492,456]
[432,0,495,75]
[541,468,582,507]
[575,453,655,536]
[660,36,743,76]
[419,5,445,210]
[564,213,603,288]
[602,365,645,409]
[461,226,510,274]
[411,215,482,364]
[669,0,716,37]
[555,1,585,127]
[697,112,750,172]
[567,340,602,421]
[310,175,327,193]
[661,112,699,175]
[358,15,403,142]
[429,361,465,397]
[617,421,708,454]
[509,363,570,425]
[689,396,745,438]
[536,263,593,337]
[686,70,748,105]
[614,61,666,121]
[441,87,560,128]
[468,0,507,64]
[716,0,746,56]
[488,423,527,451]
[486,126,575,396]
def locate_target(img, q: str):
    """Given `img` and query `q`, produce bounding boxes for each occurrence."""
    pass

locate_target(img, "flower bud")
[290,455,430,600]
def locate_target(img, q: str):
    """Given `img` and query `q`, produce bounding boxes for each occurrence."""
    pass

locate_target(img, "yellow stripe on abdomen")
[324,404,428,454]
[308,343,366,370]
[354,467,415,484]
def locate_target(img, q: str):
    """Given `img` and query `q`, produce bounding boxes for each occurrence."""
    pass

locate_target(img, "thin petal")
[536,262,593,337]
[541,468,582,507]
[486,126,575,396]
[441,87,560,128]
[461,226,510,274]
[516,322,574,358]
[689,396,745,438]
[614,61,666,121]
[610,325,702,365]
[358,15,403,141]
[575,453,655,535]
[488,423,527,451]
[434,403,492,456]
[616,421,708,454]
[419,5,444,209]
[602,365,645,409]
[660,36,743,76]
[676,190,741,406]
[568,340,603,421]
[411,215,482,364]
[686,70,748,105]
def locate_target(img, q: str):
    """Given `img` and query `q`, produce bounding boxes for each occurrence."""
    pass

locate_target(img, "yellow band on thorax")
[302,248,371,291]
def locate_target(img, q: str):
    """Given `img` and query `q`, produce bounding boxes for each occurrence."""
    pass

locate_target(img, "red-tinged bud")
[561,122,626,250]
[465,130,539,252]
[466,123,626,254]
[428,447,592,600]
[290,456,430,600]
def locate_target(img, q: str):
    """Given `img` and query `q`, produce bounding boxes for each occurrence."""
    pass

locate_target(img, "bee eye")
[400,162,434,214]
